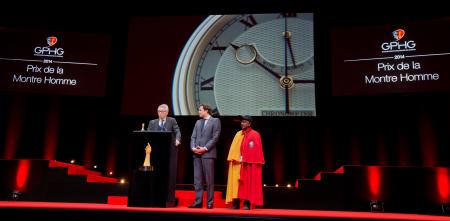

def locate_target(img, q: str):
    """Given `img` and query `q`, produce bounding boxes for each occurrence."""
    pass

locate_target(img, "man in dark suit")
[188,104,221,209]
[147,104,181,207]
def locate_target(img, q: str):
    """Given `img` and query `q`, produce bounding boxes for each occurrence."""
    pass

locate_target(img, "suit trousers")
[193,157,214,206]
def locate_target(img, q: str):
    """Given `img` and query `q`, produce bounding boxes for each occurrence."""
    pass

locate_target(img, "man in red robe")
[238,115,264,210]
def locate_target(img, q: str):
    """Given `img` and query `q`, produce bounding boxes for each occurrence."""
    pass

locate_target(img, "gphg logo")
[47,36,57,46]
[392,29,405,41]
[381,41,416,51]
[381,29,416,52]
[34,36,64,57]
[34,47,64,56]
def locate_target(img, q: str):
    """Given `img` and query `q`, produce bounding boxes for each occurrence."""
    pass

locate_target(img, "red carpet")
[1,201,450,221]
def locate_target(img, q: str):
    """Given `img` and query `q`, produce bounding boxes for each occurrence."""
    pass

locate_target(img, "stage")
[1,201,450,221]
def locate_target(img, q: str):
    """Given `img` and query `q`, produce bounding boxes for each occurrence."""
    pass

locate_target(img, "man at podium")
[147,104,181,207]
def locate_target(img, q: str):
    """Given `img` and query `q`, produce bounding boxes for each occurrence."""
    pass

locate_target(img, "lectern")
[127,131,172,207]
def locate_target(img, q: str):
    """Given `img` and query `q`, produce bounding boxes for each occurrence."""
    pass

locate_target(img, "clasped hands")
[192,146,208,155]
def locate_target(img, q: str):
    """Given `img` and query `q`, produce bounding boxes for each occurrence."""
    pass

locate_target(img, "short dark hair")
[199,104,212,114]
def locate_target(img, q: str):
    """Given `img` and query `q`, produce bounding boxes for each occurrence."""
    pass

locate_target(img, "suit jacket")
[190,117,221,159]
[147,117,181,143]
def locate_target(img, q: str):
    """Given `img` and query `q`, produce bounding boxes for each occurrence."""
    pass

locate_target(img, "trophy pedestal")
[128,131,171,208]
[139,165,154,171]
[127,169,167,207]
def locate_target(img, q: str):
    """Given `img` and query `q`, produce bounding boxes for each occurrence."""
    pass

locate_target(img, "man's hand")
[199,147,208,154]
[192,147,204,155]
[175,140,181,146]
[192,146,208,155]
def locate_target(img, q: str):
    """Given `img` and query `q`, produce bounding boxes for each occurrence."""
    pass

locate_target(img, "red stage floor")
[1,201,450,221]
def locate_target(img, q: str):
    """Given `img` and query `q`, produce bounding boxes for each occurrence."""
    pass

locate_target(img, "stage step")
[108,190,228,208]
[295,179,319,188]
[87,175,119,183]
[334,165,345,173]
[176,190,226,208]
[175,190,222,200]
[49,160,86,170]
[49,160,119,183]
[47,167,128,203]
[0,160,127,204]
[107,196,128,205]
[313,171,343,181]
[68,168,102,177]
[47,160,126,202]
[265,165,449,214]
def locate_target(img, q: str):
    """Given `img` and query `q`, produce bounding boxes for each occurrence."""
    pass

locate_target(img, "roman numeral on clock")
[240,15,257,28]
[200,77,214,90]
[212,45,227,55]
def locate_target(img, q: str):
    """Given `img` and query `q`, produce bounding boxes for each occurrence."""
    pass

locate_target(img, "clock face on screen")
[172,13,316,116]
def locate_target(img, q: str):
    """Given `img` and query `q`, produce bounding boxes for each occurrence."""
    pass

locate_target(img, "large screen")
[0,28,110,96]
[331,17,450,96]
[122,13,316,117]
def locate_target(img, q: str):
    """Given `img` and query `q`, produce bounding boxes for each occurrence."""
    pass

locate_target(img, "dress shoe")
[232,199,240,209]
[243,200,251,210]
[207,204,214,209]
[188,203,202,208]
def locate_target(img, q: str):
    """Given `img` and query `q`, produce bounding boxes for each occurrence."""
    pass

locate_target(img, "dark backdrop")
[0,0,450,187]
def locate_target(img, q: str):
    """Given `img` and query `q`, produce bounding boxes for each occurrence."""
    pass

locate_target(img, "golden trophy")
[139,142,154,171]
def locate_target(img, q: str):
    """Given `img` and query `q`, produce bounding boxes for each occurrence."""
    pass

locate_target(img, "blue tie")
[160,120,165,131]
[200,119,205,131]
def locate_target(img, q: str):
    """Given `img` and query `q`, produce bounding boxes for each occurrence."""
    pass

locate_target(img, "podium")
[127,131,172,207]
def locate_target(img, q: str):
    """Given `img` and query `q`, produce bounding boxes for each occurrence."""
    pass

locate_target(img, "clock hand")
[284,31,297,68]
[231,43,282,80]
[254,59,282,80]
[231,43,312,85]
[283,16,290,113]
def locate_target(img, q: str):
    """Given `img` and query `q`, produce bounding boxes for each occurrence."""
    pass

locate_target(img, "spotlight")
[275,184,279,187]
[109,171,113,175]
[442,203,450,215]
[70,159,75,164]
[263,184,267,187]
[8,191,22,201]
[120,179,126,184]
[287,184,292,188]
[370,200,384,212]
[93,165,97,169]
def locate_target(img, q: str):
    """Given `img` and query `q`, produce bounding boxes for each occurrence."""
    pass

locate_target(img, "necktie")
[160,120,165,131]
[200,119,205,131]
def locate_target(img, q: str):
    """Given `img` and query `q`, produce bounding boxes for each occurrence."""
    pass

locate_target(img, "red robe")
[238,128,264,206]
